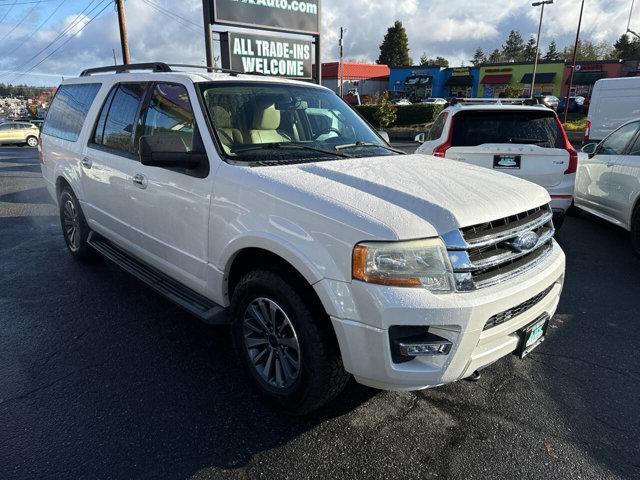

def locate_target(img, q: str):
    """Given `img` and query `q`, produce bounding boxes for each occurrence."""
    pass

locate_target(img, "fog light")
[398,341,452,356]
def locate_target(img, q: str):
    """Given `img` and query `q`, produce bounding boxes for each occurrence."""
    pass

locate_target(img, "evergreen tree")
[523,36,538,62]
[470,47,487,66]
[419,54,449,67]
[544,40,561,61]
[502,30,525,61]
[377,20,412,67]
[488,49,503,64]
[613,33,640,60]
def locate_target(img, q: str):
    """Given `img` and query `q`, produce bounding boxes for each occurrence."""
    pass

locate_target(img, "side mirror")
[414,132,426,143]
[581,142,598,156]
[378,131,390,143]
[139,135,205,169]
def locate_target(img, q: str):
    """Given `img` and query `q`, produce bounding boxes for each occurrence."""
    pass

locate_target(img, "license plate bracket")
[515,313,549,358]
[493,154,521,169]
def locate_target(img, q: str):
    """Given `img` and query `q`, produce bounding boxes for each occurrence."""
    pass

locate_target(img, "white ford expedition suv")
[40,63,565,413]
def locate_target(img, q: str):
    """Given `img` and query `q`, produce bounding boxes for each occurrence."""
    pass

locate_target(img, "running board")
[87,232,228,324]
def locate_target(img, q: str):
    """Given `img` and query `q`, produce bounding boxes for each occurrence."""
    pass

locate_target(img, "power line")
[0,0,18,24]
[140,0,201,34]
[0,0,103,80]
[0,0,43,44]
[1,0,65,56]
[0,0,58,5]
[6,0,112,84]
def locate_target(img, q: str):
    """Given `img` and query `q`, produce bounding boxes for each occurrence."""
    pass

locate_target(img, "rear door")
[0,123,12,143]
[445,109,569,188]
[81,82,148,245]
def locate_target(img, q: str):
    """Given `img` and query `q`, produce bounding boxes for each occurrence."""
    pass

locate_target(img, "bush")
[355,103,444,128]
[373,92,397,128]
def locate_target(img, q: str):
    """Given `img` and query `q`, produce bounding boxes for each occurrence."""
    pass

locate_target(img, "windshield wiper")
[335,141,405,154]
[233,142,349,158]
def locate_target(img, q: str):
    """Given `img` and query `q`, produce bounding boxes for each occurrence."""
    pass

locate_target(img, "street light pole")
[531,0,553,98]
[563,0,585,123]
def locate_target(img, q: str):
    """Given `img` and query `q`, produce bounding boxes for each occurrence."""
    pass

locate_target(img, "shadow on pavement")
[0,215,376,480]
[0,186,54,205]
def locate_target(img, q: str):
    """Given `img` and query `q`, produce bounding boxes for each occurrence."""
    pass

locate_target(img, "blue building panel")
[389,66,480,99]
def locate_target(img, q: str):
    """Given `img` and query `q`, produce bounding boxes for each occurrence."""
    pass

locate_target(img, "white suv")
[415,99,577,228]
[40,64,566,413]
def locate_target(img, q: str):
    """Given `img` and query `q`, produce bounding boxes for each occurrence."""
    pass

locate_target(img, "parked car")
[393,98,412,105]
[421,97,447,105]
[0,121,40,146]
[585,77,640,144]
[30,119,44,130]
[575,119,640,255]
[415,99,577,228]
[557,96,586,114]
[40,64,565,414]
[534,95,559,110]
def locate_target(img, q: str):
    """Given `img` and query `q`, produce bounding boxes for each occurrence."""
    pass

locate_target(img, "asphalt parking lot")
[1,146,639,480]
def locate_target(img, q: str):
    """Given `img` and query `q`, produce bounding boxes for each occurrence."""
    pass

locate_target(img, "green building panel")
[478,62,565,98]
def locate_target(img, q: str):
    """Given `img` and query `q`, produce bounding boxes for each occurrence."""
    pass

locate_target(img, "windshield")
[451,110,564,149]
[199,82,393,163]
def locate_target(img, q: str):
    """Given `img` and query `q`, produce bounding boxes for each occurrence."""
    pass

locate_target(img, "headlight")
[352,238,455,292]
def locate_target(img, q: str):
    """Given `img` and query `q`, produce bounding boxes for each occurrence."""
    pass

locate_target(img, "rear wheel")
[231,270,350,414]
[58,187,97,261]
[631,206,640,258]
[26,136,38,147]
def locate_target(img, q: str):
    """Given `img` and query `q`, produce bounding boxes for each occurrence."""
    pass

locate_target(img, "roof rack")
[447,97,540,107]
[80,62,259,77]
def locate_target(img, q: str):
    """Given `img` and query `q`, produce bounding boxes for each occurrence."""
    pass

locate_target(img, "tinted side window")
[140,83,194,151]
[628,134,640,156]
[428,112,448,140]
[42,83,101,142]
[102,83,146,154]
[0,124,10,131]
[598,122,639,155]
[93,87,117,145]
[451,110,563,148]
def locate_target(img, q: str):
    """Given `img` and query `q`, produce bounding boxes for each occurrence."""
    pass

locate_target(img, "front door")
[613,131,640,228]
[125,82,212,295]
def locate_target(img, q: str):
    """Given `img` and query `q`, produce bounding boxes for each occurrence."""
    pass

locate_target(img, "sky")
[0,0,636,87]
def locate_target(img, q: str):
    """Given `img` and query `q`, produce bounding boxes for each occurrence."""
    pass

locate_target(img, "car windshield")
[199,82,394,163]
[451,110,564,148]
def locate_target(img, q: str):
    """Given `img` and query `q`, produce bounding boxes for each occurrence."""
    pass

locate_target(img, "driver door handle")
[132,173,148,189]
[81,157,92,169]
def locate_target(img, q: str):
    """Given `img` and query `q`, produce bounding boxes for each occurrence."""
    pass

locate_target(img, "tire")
[58,187,98,261]
[231,270,350,414]
[26,136,38,147]
[552,212,565,231]
[631,206,640,258]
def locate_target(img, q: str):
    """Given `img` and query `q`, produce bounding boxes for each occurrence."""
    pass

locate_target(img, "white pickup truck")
[40,63,565,413]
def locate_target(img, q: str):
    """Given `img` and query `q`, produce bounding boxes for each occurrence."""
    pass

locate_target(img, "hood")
[251,154,550,239]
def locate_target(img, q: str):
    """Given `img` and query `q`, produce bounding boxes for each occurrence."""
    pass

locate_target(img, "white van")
[586,77,640,143]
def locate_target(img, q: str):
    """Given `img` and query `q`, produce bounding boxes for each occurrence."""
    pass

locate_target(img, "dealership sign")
[220,31,312,78]
[211,0,320,35]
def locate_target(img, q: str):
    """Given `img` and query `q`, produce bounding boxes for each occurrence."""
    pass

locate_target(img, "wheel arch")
[55,175,73,200]
[224,247,327,319]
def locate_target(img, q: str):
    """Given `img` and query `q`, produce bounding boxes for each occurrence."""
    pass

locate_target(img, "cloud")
[0,0,635,85]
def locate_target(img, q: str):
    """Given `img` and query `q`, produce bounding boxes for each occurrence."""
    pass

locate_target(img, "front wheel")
[26,136,38,147]
[231,270,350,414]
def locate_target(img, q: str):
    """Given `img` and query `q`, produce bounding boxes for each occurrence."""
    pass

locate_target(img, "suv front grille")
[443,204,555,291]
[484,284,554,330]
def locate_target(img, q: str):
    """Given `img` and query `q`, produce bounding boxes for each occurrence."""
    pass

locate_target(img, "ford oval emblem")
[507,231,539,252]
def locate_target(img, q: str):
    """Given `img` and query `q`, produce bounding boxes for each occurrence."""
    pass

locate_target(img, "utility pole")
[531,0,553,98]
[112,48,117,65]
[202,0,214,72]
[115,0,130,64]
[563,0,584,123]
[338,27,345,97]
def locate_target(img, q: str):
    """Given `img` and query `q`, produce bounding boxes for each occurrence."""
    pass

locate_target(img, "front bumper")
[319,240,565,391]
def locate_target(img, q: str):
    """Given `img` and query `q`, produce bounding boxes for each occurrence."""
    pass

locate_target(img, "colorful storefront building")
[388,66,479,101]
[561,60,639,98]
[478,61,565,98]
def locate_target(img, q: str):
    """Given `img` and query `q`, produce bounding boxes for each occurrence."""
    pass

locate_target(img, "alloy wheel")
[243,297,301,389]
[63,199,81,251]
